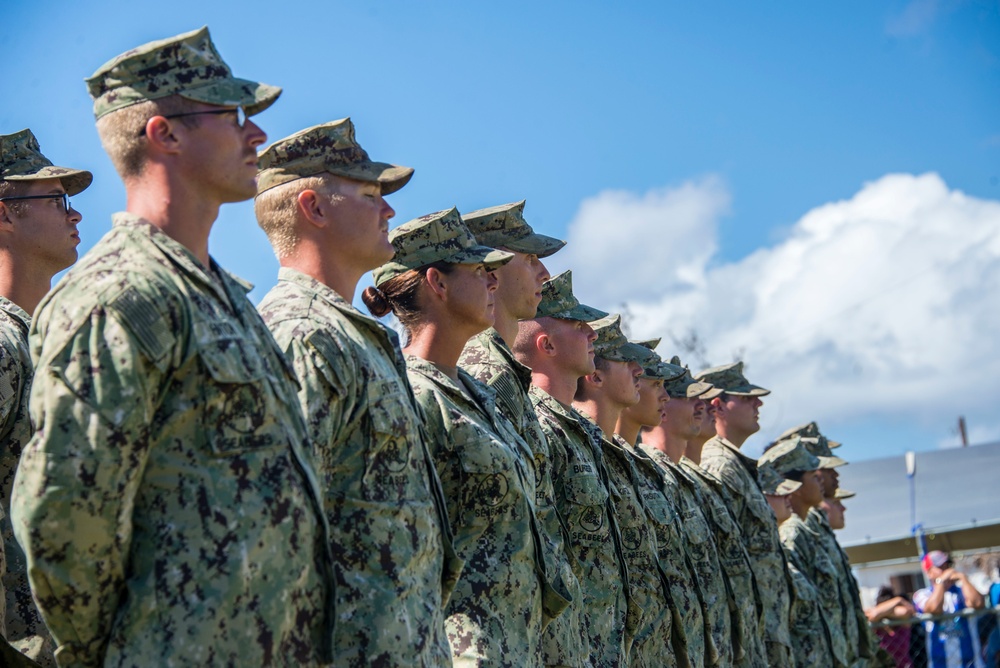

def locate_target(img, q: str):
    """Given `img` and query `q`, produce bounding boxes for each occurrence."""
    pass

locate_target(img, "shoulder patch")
[107,285,175,369]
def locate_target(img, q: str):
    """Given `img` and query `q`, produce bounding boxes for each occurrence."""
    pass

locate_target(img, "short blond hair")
[253,175,333,259]
[95,96,202,179]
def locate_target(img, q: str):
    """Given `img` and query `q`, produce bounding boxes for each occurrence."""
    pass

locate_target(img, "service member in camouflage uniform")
[574,316,696,668]
[515,272,636,667]
[697,361,794,666]
[758,462,840,668]
[761,438,851,667]
[368,208,555,667]
[457,203,586,667]
[0,129,91,667]
[656,362,769,668]
[254,119,459,667]
[632,356,737,667]
[11,28,335,666]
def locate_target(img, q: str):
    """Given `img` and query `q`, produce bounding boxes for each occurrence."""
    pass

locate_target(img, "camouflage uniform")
[532,387,630,668]
[13,213,335,667]
[373,208,550,666]
[697,362,793,666]
[407,357,545,667]
[259,268,456,668]
[11,29,335,667]
[460,329,585,667]
[681,459,769,668]
[640,446,732,667]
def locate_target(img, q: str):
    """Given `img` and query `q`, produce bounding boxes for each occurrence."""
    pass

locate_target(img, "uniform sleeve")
[0,333,25,441]
[11,308,164,668]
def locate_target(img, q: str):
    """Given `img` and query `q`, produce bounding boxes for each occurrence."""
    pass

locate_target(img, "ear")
[537,332,556,357]
[424,266,449,301]
[143,116,182,155]
[0,202,15,229]
[585,369,604,388]
[296,189,329,228]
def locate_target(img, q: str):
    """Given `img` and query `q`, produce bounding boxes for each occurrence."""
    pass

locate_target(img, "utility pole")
[958,416,968,447]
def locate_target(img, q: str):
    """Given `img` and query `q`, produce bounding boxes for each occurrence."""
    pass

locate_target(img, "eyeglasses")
[139,106,247,136]
[0,192,71,213]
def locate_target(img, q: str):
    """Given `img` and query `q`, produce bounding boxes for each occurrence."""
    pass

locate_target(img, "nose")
[629,361,642,377]
[244,118,267,148]
[753,397,763,408]
[67,205,82,224]
[486,271,499,292]
[584,323,597,342]
[538,260,551,283]
[383,199,395,220]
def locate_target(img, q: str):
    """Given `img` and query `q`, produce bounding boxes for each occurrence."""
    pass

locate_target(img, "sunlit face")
[623,377,667,427]
[442,263,498,335]
[601,358,641,408]
[322,176,395,270]
[663,395,701,439]
[697,400,718,440]
[2,178,83,273]
[716,393,763,439]
[493,250,550,320]
[820,468,840,498]
[547,317,597,378]
[178,104,266,203]
[821,497,846,530]
[792,469,824,508]
[766,494,793,524]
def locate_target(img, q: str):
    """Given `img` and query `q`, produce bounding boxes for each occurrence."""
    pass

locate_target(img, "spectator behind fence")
[913,550,986,668]
[867,586,917,668]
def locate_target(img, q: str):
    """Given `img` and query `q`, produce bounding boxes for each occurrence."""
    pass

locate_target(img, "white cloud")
[559,172,1000,441]
[886,0,940,37]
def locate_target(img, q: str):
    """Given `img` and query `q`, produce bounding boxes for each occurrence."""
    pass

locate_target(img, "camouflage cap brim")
[602,341,657,364]
[827,439,843,449]
[723,384,771,397]
[500,231,567,259]
[543,302,608,322]
[336,161,414,196]
[697,385,725,400]
[179,77,281,117]
[834,488,856,499]
[373,244,512,287]
[4,166,93,196]
[775,479,802,496]
[664,376,715,399]
[643,360,687,382]
[816,454,848,469]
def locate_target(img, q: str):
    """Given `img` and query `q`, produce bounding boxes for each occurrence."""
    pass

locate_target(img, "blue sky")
[4,0,999,462]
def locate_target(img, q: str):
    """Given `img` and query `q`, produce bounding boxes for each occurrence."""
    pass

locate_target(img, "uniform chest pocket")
[681,505,713,563]
[744,493,778,555]
[197,336,279,456]
[454,425,519,528]
[640,490,680,549]
[562,473,609,537]
[363,379,423,502]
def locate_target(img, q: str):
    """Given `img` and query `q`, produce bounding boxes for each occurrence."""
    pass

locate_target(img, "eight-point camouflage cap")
[462,200,566,258]
[800,436,847,469]
[256,118,413,196]
[86,26,281,120]
[1,129,92,196]
[592,314,656,364]
[534,270,608,322]
[833,488,856,500]
[774,421,842,449]
[372,207,513,286]
[642,356,687,382]
[759,463,802,496]
[758,436,820,475]
[695,361,770,396]
[663,355,724,400]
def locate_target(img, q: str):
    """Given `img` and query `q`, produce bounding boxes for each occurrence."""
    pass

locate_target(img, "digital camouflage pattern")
[780,513,851,667]
[459,329,586,666]
[461,200,566,258]
[590,315,656,365]
[530,385,628,668]
[807,507,877,665]
[256,118,413,195]
[757,437,821,476]
[772,421,842,449]
[0,298,54,666]
[373,208,513,286]
[695,361,770,397]
[785,560,842,668]
[639,445,732,667]
[534,271,608,322]
[407,356,554,667]
[85,26,281,119]
[582,427,681,668]
[0,129,92,196]
[799,436,848,469]
[12,213,334,667]
[758,462,803,496]
[700,436,794,665]
[258,268,456,667]
[680,459,769,668]
[662,357,722,401]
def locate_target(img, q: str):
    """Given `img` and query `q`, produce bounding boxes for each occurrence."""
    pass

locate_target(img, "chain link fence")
[871,605,1000,667]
